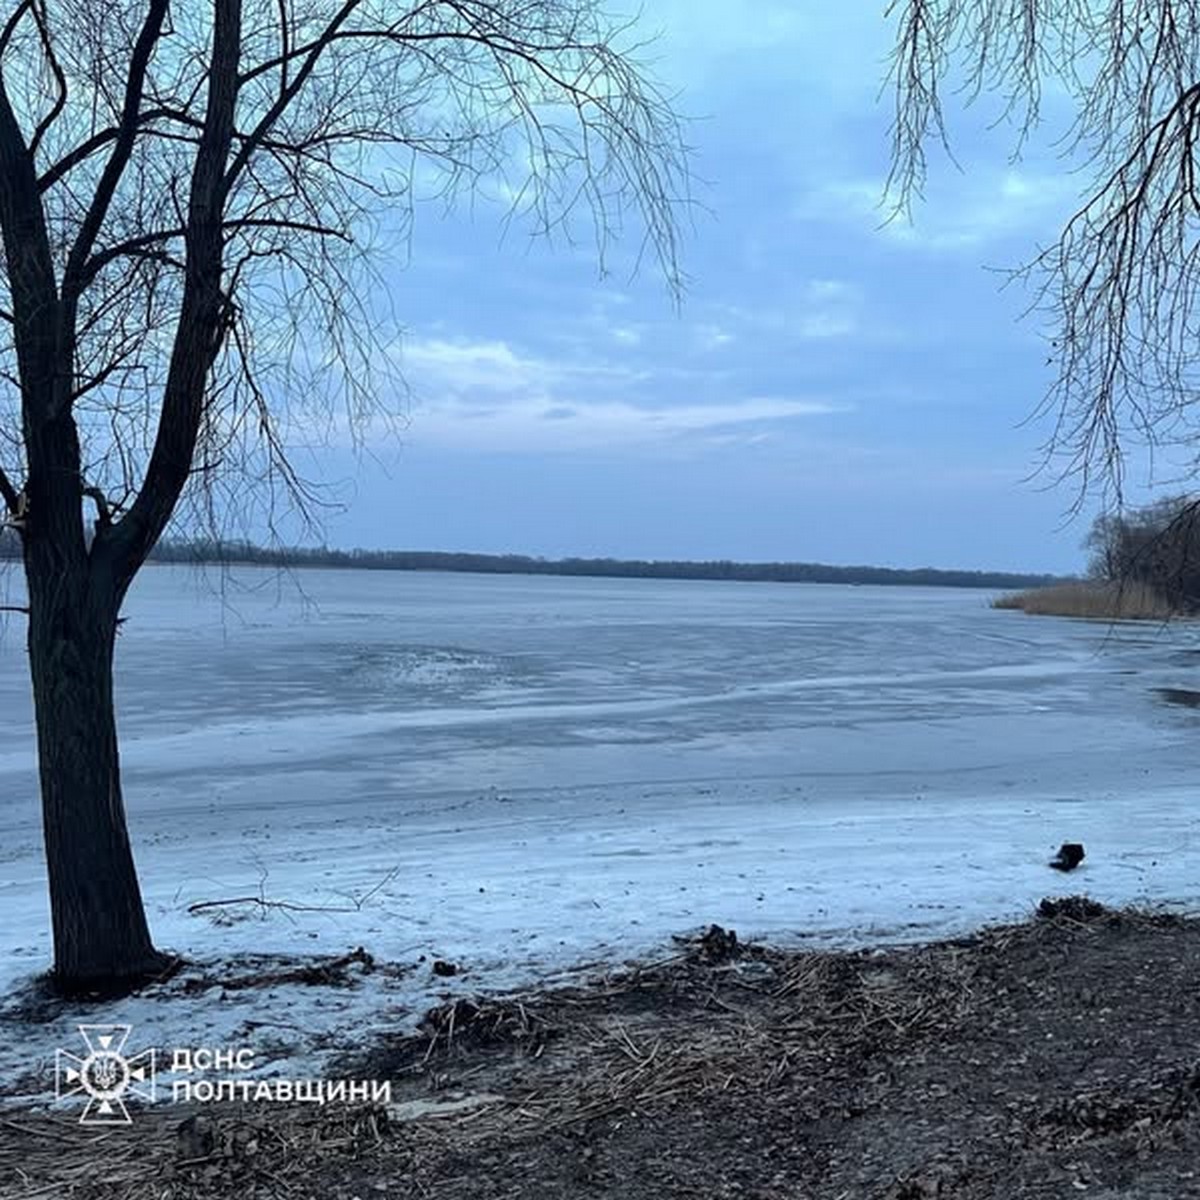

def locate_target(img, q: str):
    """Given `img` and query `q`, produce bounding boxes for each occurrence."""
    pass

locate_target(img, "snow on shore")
[2,774,1198,1106]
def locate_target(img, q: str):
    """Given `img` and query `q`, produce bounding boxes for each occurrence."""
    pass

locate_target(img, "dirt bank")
[4,898,1200,1199]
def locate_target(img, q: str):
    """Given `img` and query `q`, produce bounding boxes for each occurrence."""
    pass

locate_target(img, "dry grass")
[992,578,1178,619]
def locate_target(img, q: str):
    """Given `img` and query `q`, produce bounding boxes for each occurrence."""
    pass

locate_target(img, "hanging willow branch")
[887,0,1200,505]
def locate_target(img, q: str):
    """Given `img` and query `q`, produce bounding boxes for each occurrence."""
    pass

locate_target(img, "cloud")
[797,279,860,337]
[714,278,863,341]
[648,0,807,61]
[398,334,645,398]
[399,337,559,393]
[799,168,1080,251]
[649,1,890,99]
[410,394,841,452]
[395,332,842,451]
[695,323,735,350]
[797,311,857,338]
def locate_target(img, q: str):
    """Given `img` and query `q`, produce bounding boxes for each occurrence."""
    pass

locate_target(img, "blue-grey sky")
[311,3,1143,575]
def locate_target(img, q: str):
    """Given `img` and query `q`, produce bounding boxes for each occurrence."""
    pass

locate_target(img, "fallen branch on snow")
[187,866,400,917]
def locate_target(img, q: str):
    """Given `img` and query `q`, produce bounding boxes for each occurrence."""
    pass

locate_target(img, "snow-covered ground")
[2,566,1200,1104]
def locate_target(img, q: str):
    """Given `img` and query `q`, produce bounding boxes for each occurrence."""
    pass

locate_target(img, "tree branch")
[0,33,60,431]
[82,484,112,528]
[0,0,33,59]
[82,217,351,282]
[28,1,66,159]
[224,0,363,194]
[38,106,187,192]
[60,0,169,301]
[107,0,243,581]
[0,465,18,513]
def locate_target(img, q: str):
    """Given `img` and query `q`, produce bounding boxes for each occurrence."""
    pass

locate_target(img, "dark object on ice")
[671,923,742,963]
[1038,895,1107,922]
[1049,842,1086,872]
[432,959,459,977]
[347,945,375,972]
[698,924,740,963]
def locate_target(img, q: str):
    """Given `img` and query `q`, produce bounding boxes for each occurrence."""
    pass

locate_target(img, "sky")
[299,2,1142,575]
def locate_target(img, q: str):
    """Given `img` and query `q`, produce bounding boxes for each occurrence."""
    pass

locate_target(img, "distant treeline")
[0,528,1062,589]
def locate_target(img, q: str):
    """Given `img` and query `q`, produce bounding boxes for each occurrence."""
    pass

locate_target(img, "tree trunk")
[26,557,167,993]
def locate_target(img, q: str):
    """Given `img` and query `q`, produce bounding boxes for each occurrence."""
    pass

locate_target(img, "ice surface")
[2,566,1199,1103]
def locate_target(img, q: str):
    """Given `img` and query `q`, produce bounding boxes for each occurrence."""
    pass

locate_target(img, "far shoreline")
[129,540,1068,592]
[0,527,1065,591]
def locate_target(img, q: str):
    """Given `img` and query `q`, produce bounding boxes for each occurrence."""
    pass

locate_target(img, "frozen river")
[3,565,1200,1093]
[4,564,1196,819]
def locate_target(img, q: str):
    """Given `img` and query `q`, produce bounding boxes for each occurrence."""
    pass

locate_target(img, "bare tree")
[1085,492,1200,608]
[886,1,1200,504]
[0,0,686,991]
